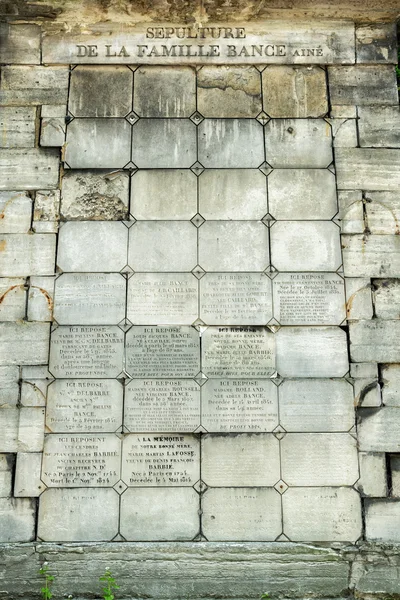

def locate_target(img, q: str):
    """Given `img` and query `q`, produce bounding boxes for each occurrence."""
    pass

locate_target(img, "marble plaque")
[121,434,200,486]
[120,488,199,541]
[282,488,362,542]
[125,326,200,378]
[198,169,267,220]
[46,380,123,433]
[200,273,272,325]
[49,326,124,378]
[38,488,119,542]
[279,379,354,432]
[202,488,282,541]
[273,273,346,325]
[124,379,200,433]
[281,433,359,486]
[201,379,278,432]
[270,222,342,272]
[127,273,198,325]
[54,273,126,325]
[201,327,275,378]
[276,327,348,377]
[42,434,121,487]
[202,433,280,487]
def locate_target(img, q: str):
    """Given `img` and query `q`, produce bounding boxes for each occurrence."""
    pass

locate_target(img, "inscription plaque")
[124,379,200,432]
[49,326,124,378]
[125,326,200,378]
[42,434,121,487]
[200,273,272,325]
[202,327,275,378]
[273,273,345,325]
[121,434,200,486]
[201,379,278,432]
[46,380,123,433]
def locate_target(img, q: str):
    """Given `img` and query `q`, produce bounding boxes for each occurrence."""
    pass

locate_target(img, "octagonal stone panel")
[265,119,332,168]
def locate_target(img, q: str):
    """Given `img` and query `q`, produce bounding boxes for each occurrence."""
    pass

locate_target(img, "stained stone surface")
[134,66,196,117]
[0,191,32,233]
[0,149,59,191]
[132,119,197,168]
[65,119,131,168]
[202,488,282,541]
[131,170,197,220]
[69,66,133,117]
[268,170,337,220]
[365,192,400,235]
[198,119,264,168]
[265,119,333,168]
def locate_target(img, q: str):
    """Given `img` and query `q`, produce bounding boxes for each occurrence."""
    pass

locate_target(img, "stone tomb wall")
[1,20,400,554]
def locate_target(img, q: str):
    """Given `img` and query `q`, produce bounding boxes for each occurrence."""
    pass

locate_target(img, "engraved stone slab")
[273,273,345,325]
[128,222,197,272]
[201,379,278,432]
[132,119,196,168]
[283,488,362,542]
[49,326,124,378]
[46,380,123,433]
[0,191,31,233]
[57,222,128,273]
[276,327,348,377]
[130,170,197,220]
[54,273,126,325]
[126,326,200,378]
[200,273,272,325]
[279,379,354,432]
[42,434,121,487]
[202,488,282,541]
[202,327,275,378]
[65,119,131,169]
[61,170,130,221]
[198,169,267,220]
[124,379,200,433]
[265,119,333,168]
[198,119,264,168]
[69,66,133,117]
[127,273,198,325]
[281,434,359,486]
[198,222,269,272]
[197,66,261,118]
[134,66,196,117]
[38,488,119,542]
[0,233,56,277]
[270,222,342,272]
[0,322,50,366]
[122,434,200,486]
[202,433,280,486]
[120,488,199,541]
[268,169,337,220]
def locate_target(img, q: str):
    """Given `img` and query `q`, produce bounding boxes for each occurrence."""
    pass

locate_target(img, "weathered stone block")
[132,119,197,168]
[336,149,400,191]
[0,148,59,191]
[202,488,282,541]
[357,452,387,497]
[337,191,364,234]
[0,24,40,65]
[0,498,35,542]
[359,406,400,452]
[0,66,69,106]
[373,280,400,319]
[382,364,400,407]
[0,107,36,148]
[345,278,373,321]
[262,66,327,117]
[131,169,196,220]
[198,66,261,117]
[27,276,54,321]
[0,408,18,452]
[134,66,195,117]
[0,460,12,498]
[342,234,400,277]
[0,233,56,276]
[121,488,199,541]
[0,278,26,321]
[365,500,400,542]
[328,118,358,147]
[391,455,400,497]
[65,119,131,168]
[18,407,45,452]
[40,117,65,147]
[14,452,44,497]
[265,119,333,168]
[356,23,398,64]
[328,65,398,105]
[69,66,133,117]
[199,119,264,168]
[61,170,129,220]
[0,322,50,365]
[350,320,400,363]
[0,366,19,407]
[366,191,400,235]
[0,191,32,233]
[359,106,400,148]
